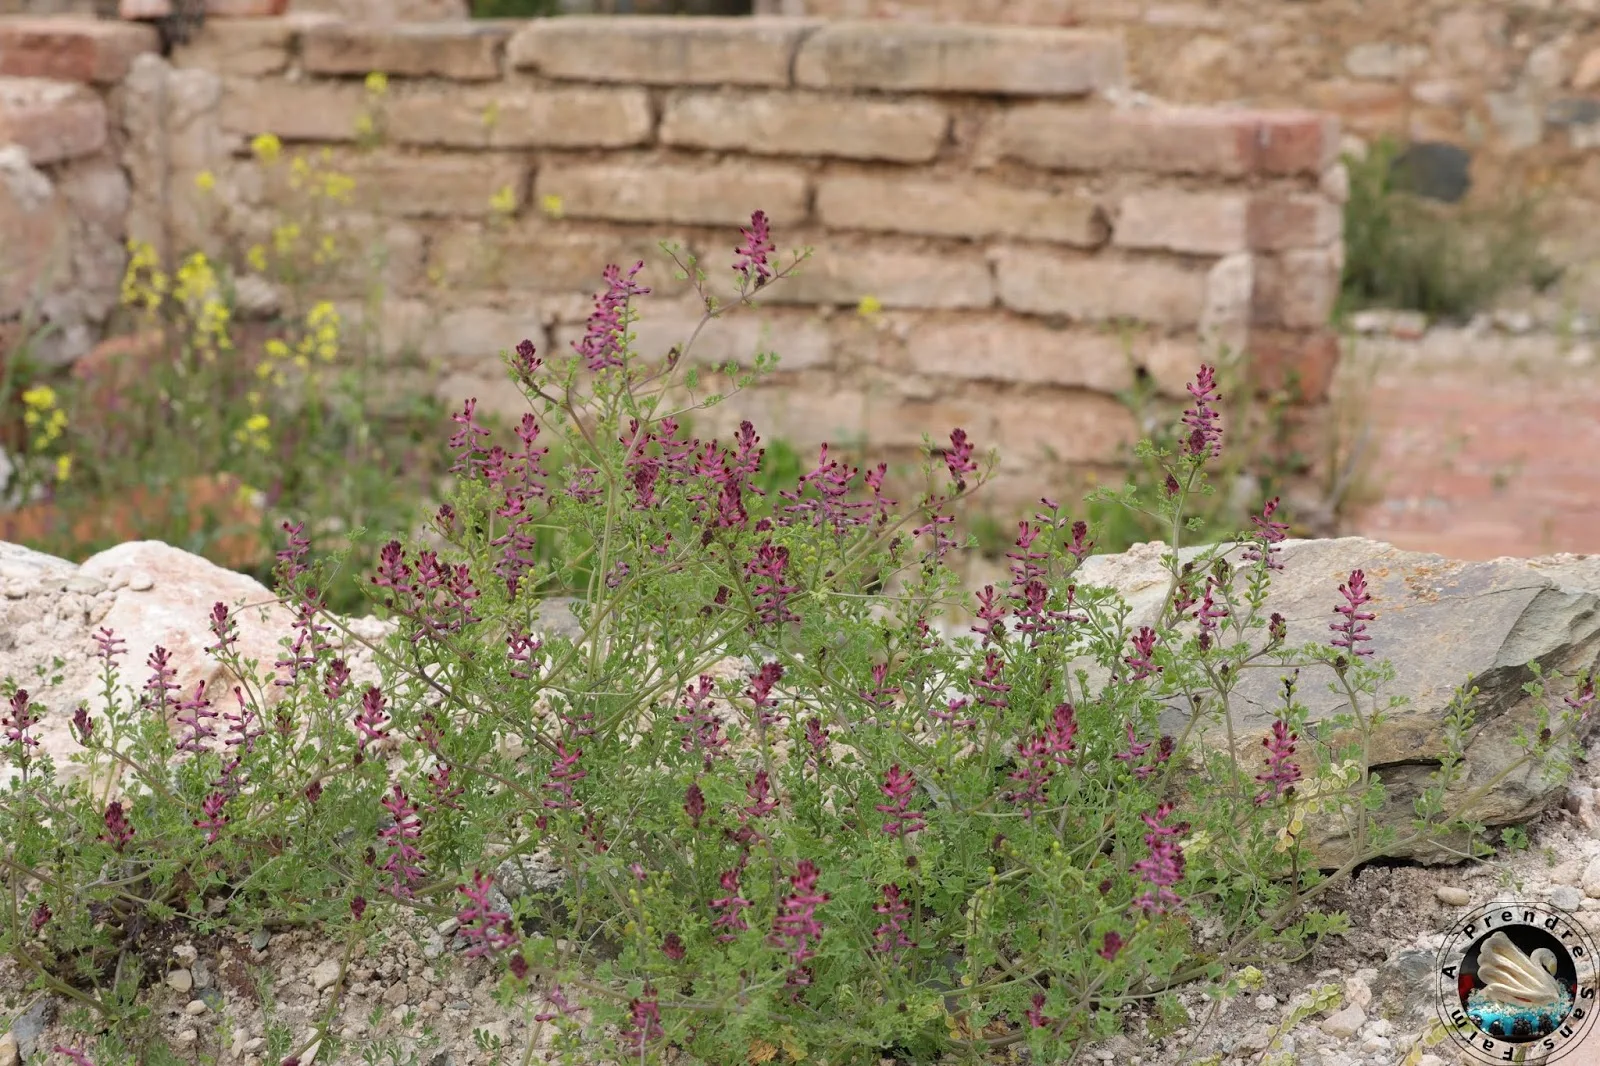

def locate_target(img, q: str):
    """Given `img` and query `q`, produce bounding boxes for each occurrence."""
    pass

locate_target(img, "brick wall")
[763,0,1600,304]
[0,12,1343,510]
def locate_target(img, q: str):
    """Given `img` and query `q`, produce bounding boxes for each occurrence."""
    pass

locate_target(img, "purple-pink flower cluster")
[1131,803,1187,914]
[456,870,519,959]
[875,764,926,838]
[1329,568,1375,658]
[574,261,649,372]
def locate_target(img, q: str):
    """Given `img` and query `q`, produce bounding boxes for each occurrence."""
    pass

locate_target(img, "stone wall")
[763,0,1600,293]
[1,11,1343,508]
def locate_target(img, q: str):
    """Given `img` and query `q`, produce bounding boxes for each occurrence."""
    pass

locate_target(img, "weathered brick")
[0,146,66,318]
[535,162,808,228]
[432,305,546,363]
[429,224,693,297]
[0,77,107,165]
[205,0,290,15]
[995,105,1340,177]
[1252,246,1341,328]
[1247,192,1343,251]
[660,91,947,164]
[865,396,999,450]
[1136,335,1209,398]
[302,22,509,81]
[1247,328,1340,402]
[1249,110,1343,176]
[219,78,364,141]
[387,87,652,150]
[761,243,994,310]
[794,22,1124,95]
[817,175,1105,246]
[987,389,1139,466]
[1113,190,1248,255]
[334,154,528,218]
[0,17,159,84]
[556,302,832,371]
[508,17,814,87]
[172,17,296,77]
[721,384,873,448]
[1199,252,1252,352]
[993,247,1206,325]
[905,317,1134,392]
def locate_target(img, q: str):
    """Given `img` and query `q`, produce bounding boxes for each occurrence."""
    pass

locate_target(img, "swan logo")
[1436,901,1600,1063]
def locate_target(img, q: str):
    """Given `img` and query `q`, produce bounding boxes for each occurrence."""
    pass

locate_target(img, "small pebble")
[1435,886,1471,906]
[436,918,460,937]
[383,981,409,1006]
[175,1029,198,1045]
[250,930,271,951]
[311,959,342,992]
[1254,994,1275,1011]
[1320,1003,1366,1039]
[166,969,194,993]
[1552,885,1584,911]
[174,944,198,967]
[185,999,208,1016]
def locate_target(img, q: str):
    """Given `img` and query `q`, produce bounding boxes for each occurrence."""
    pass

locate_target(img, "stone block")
[535,162,808,228]
[994,247,1206,325]
[817,175,1105,246]
[172,18,297,77]
[387,87,652,149]
[219,77,365,141]
[1247,327,1340,402]
[0,145,66,318]
[301,21,509,80]
[794,22,1124,95]
[0,17,159,84]
[0,77,107,165]
[1247,192,1343,251]
[336,153,528,218]
[508,17,814,87]
[760,243,994,310]
[660,91,947,164]
[904,316,1136,392]
[428,223,694,297]
[1252,246,1341,329]
[1113,189,1248,255]
[994,104,1340,177]
[986,389,1138,466]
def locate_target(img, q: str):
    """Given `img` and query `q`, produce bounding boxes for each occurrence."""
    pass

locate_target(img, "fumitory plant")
[2,210,1595,1066]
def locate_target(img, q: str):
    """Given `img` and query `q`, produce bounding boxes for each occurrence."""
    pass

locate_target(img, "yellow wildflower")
[273,222,301,257]
[354,112,376,141]
[22,387,67,448]
[264,338,290,361]
[55,454,72,482]
[489,184,518,217]
[234,412,272,452]
[365,71,388,96]
[21,385,57,413]
[120,240,169,313]
[320,171,355,202]
[194,170,216,193]
[540,193,564,219]
[251,133,282,166]
[857,294,883,317]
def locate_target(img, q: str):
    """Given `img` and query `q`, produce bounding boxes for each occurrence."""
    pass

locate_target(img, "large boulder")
[1076,537,1600,865]
[0,540,391,790]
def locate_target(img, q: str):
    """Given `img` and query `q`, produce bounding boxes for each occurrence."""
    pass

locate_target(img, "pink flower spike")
[733,210,775,287]
[1329,569,1376,658]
